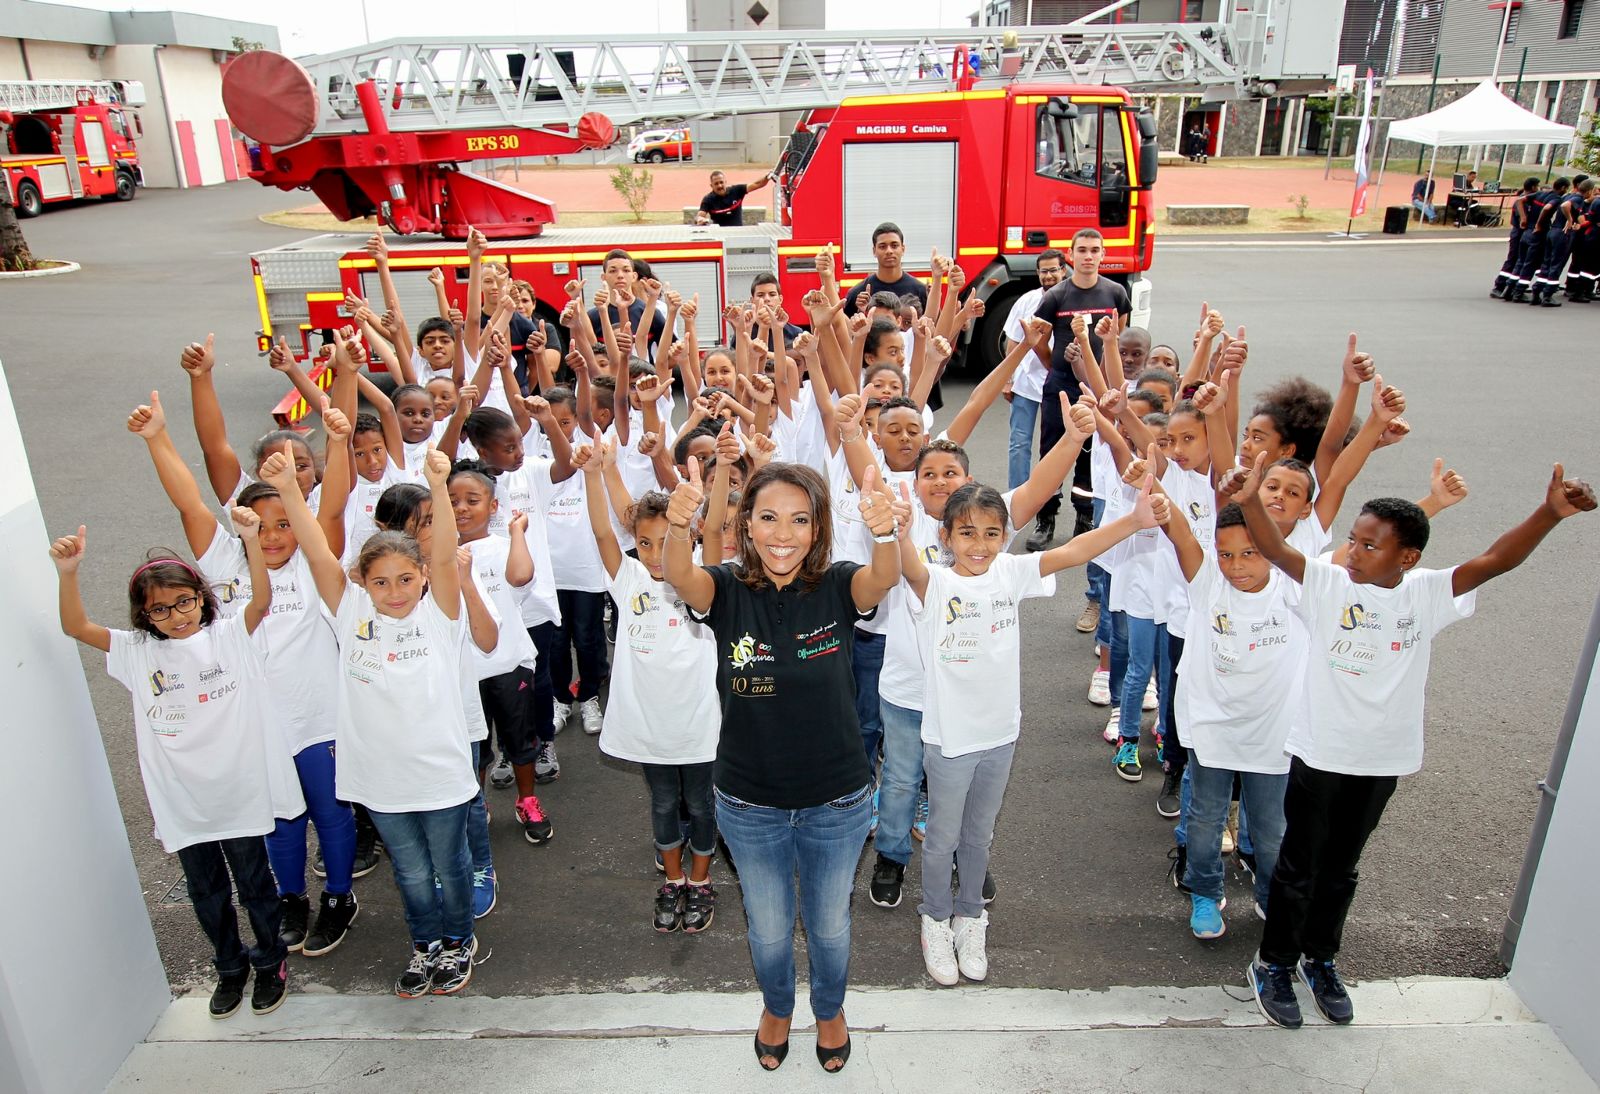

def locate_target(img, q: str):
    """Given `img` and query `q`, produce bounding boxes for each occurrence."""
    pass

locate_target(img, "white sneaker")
[1103,709,1122,743]
[1087,668,1111,706]
[579,696,604,736]
[1142,676,1158,711]
[951,911,989,981]
[920,914,959,986]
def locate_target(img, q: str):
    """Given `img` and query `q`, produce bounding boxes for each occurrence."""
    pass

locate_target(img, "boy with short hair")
[1237,455,1595,1029]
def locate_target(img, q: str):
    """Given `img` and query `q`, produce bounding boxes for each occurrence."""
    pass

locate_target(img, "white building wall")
[158,43,233,186]
[104,45,177,189]
[0,37,30,80]
[9,38,102,80]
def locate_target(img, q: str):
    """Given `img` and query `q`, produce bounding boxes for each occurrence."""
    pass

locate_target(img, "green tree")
[609,165,653,223]
[1570,110,1600,176]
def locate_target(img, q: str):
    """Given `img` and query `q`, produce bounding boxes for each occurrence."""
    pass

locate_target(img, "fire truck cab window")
[109,112,129,140]
[1035,103,1099,187]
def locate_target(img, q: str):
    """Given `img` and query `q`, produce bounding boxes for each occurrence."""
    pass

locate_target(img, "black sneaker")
[431,937,476,995]
[250,960,288,1016]
[1298,958,1354,1024]
[1156,769,1181,819]
[311,849,326,879]
[1249,954,1304,1029]
[209,970,250,1019]
[603,597,617,644]
[869,854,905,908]
[951,866,999,906]
[302,891,359,957]
[1167,845,1192,894]
[1024,513,1056,552]
[395,942,438,998]
[682,881,716,934]
[654,881,685,932]
[278,893,310,953]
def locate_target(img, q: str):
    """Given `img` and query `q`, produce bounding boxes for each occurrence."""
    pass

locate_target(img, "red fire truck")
[1,79,144,217]
[247,81,1157,427]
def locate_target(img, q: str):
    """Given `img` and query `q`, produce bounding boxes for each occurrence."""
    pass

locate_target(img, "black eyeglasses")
[145,595,200,621]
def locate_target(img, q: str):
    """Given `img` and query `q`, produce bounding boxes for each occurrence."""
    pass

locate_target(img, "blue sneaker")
[472,866,497,919]
[1249,953,1304,1029]
[1298,958,1354,1024]
[870,785,880,834]
[912,791,929,842]
[1189,893,1225,939]
[1114,740,1142,782]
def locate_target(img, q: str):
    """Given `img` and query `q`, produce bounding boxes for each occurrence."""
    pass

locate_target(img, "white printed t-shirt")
[1175,560,1304,774]
[197,525,338,754]
[911,552,1055,757]
[1287,559,1476,777]
[599,557,721,764]
[329,586,477,812]
[107,615,305,852]
[487,457,561,629]
[343,462,419,566]
[460,532,538,677]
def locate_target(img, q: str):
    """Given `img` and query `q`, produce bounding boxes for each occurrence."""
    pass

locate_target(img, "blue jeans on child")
[177,835,286,977]
[266,740,355,896]
[368,803,474,945]
[468,742,492,872]
[714,782,874,1021]
[1183,758,1286,911]
[919,741,1016,921]
[644,762,716,856]
[1119,616,1164,741]
[1007,394,1040,490]
[875,699,925,866]
[1106,608,1128,706]
[852,629,886,765]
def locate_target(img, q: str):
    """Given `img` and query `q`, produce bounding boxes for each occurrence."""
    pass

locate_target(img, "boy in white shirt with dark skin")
[1236,452,1595,1030]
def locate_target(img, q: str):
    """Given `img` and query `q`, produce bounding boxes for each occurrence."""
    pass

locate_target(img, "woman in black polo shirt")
[665,459,901,1074]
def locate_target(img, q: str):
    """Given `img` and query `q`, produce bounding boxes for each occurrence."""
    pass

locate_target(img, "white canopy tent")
[1374,80,1577,219]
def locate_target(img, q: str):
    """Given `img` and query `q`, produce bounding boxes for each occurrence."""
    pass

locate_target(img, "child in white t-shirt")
[263,443,483,1001]
[577,435,722,934]
[50,514,302,1019]
[1163,500,1302,942]
[1238,455,1596,1031]
[902,477,1158,987]
[129,392,361,961]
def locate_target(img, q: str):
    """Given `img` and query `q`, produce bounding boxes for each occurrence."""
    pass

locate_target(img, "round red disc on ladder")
[223,51,320,147]
[577,112,617,150]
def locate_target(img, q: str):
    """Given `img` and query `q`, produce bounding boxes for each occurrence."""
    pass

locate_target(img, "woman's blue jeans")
[715,782,874,1021]
[369,803,473,946]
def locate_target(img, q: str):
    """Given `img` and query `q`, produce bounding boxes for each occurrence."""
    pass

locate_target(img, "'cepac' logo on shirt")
[729,633,775,669]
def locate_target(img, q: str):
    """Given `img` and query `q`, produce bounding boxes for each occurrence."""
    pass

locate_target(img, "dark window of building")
[1503,6,1520,44]
[1184,0,1204,18]
[1559,0,1584,38]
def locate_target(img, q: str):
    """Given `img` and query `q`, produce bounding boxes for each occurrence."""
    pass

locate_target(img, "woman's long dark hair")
[733,463,834,592]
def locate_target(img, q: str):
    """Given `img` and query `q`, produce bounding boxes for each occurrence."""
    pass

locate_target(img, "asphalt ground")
[5,182,1597,1000]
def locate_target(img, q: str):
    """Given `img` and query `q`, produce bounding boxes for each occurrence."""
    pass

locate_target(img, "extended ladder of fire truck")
[0,79,122,114]
[287,15,1312,139]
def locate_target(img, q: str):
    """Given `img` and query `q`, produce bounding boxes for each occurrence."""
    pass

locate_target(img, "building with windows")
[972,0,1597,165]
[1374,0,1597,167]
[0,0,280,188]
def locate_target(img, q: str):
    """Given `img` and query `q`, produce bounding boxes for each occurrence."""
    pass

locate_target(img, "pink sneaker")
[515,795,553,845]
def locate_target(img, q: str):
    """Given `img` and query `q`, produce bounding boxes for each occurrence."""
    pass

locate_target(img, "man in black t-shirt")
[1028,228,1132,551]
[841,222,929,316]
[697,169,773,227]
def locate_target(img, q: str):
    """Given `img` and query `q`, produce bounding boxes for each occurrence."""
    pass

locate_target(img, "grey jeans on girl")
[917,741,1016,922]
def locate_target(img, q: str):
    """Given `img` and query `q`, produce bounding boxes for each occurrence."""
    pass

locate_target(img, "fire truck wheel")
[15,181,42,218]
[113,172,137,202]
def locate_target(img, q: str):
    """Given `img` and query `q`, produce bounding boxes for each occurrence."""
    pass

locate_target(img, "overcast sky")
[54,0,979,58]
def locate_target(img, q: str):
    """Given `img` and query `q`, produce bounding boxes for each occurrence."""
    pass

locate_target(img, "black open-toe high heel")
[754,1011,790,1071]
[754,1032,790,1071]
[816,1029,852,1073]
